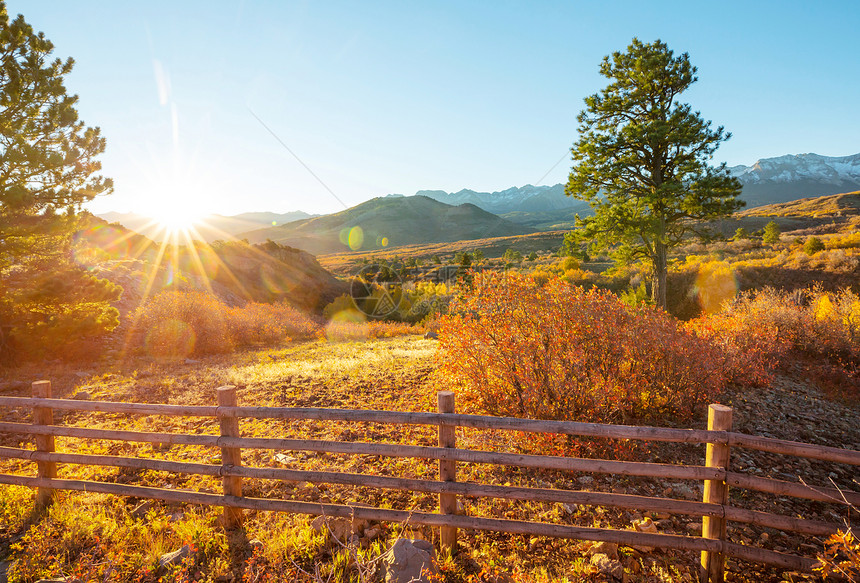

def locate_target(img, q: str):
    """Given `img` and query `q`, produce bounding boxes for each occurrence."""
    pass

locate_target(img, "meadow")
[1,196,859,582]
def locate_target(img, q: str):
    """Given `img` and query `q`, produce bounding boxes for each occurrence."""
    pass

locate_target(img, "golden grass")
[0,336,713,582]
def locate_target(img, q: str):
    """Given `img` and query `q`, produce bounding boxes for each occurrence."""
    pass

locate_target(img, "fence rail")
[0,382,858,583]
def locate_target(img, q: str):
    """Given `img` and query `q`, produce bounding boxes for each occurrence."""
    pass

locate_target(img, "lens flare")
[348,226,364,251]
[144,318,196,358]
[694,261,737,313]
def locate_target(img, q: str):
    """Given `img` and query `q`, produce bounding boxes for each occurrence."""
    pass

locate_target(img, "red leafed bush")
[686,287,860,392]
[684,309,789,387]
[435,273,725,426]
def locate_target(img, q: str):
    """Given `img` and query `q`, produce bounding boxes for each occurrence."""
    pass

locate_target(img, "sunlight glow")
[149,204,205,232]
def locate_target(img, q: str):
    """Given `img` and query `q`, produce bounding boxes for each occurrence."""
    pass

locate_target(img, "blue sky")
[8,1,860,216]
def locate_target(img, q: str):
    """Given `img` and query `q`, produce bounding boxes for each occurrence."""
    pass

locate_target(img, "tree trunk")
[651,243,667,310]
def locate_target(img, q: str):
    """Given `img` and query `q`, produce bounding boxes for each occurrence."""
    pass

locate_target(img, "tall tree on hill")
[566,38,743,309]
[0,2,119,362]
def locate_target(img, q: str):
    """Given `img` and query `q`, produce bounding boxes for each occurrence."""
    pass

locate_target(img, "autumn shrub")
[435,273,725,428]
[227,301,319,346]
[804,236,826,255]
[687,287,860,386]
[815,528,860,580]
[130,290,319,357]
[131,290,233,357]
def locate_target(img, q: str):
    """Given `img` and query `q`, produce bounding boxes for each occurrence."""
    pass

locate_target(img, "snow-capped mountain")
[729,153,860,206]
[415,183,580,214]
[417,153,860,215]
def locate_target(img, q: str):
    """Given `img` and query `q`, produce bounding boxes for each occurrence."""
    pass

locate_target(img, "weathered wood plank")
[728,432,860,466]
[727,472,860,506]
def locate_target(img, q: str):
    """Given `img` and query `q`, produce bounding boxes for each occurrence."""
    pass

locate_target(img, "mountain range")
[729,153,860,206]
[417,152,860,217]
[98,152,860,254]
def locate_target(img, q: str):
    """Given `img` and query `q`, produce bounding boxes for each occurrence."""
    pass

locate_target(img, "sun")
[150,204,205,232]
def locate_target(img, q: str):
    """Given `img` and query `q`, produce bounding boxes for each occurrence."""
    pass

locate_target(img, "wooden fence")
[0,381,858,583]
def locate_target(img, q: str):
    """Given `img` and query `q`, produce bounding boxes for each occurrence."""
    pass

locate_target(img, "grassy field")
[1,334,857,582]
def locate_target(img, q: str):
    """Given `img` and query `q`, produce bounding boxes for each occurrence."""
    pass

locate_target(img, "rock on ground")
[383,539,440,583]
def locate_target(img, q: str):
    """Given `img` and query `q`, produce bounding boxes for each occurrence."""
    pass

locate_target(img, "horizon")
[7,1,860,217]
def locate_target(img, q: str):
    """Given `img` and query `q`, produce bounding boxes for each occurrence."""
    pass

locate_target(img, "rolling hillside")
[98,211,314,243]
[237,195,535,255]
[736,190,860,219]
[76,216,347,314]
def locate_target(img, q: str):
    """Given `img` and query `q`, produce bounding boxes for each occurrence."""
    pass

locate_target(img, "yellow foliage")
[814,294,835,321]
[694,261,738,314]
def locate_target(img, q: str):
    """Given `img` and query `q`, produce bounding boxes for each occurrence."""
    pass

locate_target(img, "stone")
[158,545,191,571]
[184,358,200,365]
[667,482,701,501]
[311,516,353,542]
[577,475,594,485]
[588,541,619,560]
[72,391,92,400]
[632,517,658,552]
[561,503,577,515]
[351,516,369,535]
[364,526,383,540]
[382,539,439,583]
[273,453,297,465]
[590,553,624,580]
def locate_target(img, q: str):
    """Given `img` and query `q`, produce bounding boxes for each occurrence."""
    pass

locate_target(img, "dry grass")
[1,332,858,581]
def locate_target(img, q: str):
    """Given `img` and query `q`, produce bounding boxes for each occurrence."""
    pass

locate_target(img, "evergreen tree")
[0,2,119,362]
[566,39,743,308]
[762,221,781,245]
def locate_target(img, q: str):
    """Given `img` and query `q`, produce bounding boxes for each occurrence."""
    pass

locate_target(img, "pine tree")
[762,221,781,245]
[0,2,119,362]
[566,38,743,309]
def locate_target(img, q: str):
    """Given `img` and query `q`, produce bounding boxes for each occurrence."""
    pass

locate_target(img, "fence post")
[32,380,57,509]
[700,404,732,583]
[437,391,457,552]
[217,385,243,529]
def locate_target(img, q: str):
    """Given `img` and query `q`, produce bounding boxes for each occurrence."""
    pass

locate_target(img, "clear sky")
[7,0,860,217]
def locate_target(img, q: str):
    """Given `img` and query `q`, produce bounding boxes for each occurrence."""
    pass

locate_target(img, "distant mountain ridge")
[729,153,860,207]
[416,183,585,214]
[238,195,534,255]
[98,210,314,242]
[99,152,859,247]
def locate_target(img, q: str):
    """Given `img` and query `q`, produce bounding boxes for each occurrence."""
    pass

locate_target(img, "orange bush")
[435,273,725,427]
[689,287,860,366]
[130,291,319,357]
[227,301,319,346]
[687,287,860,392]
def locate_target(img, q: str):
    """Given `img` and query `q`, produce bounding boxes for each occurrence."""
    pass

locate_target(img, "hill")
[317,230,568,276]
[735,190,860,219]
[76,216,347,315]
[97,211,314,243]
[237,195,535,255]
